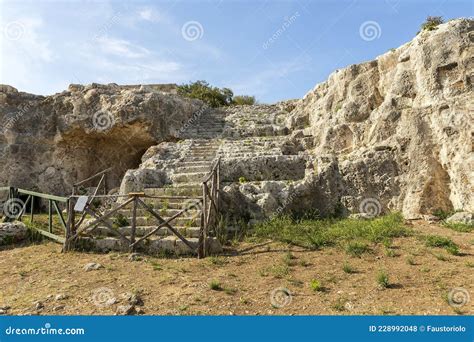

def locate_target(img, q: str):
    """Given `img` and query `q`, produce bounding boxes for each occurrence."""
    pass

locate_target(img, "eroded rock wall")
[288,18,473,218]
[0,83,203,195]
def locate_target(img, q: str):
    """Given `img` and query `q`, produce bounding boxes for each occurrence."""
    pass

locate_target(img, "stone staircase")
[85,110,226,255]
[85,104,304,256]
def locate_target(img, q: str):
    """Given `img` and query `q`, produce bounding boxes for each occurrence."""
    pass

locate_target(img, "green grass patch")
[309,279,323,292]
[377,270,390,289]
[342,262,356,274]
[209,280,223,291]
[425,235,460,255]
[254,213,410,255]
[443,222,473,233]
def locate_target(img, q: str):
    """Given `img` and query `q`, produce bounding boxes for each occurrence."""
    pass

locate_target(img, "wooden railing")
[63,192,203,255]
[0,186,68,243]
[199,156,221,258]
[72,167,113,195]
[1,157,222,258]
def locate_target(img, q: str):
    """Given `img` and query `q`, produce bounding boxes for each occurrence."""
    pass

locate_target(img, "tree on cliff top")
[177,80,256,107]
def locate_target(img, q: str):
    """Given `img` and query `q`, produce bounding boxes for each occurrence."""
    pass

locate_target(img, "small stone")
[83,262,104,271]
[53,305,65,311]
[349,213,372,220]
[121,292,144,306]
[105,297,118,306]
[135,307,145,315]
[55,294,69,301]
[34,301,44,310]
[128,253,143,262]
[0,309,7,315]
[129,294,144,306]
[116,305,136,316]
[423,214,440,222]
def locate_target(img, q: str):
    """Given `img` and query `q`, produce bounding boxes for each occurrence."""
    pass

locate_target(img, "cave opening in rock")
[57,125,157,194]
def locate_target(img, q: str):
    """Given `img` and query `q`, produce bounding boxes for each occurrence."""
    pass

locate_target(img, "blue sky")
[0,0,472,103]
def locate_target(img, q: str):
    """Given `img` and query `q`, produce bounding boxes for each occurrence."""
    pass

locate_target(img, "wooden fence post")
[130,196,137,251]
[48,199,53,233]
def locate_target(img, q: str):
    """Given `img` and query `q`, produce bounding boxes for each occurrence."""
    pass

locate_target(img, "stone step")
[119,207,200,217]
[189,150,218,155]
[171,172,208,183]
[120,215,201,227]
[89,225,201,238]
[79,236,221,255]
[182,156,216,162]
[177,161,213,167]
[145,187,202,197]
[175,165,211,173]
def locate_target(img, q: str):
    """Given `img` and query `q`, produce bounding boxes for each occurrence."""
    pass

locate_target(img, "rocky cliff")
[0,83,203,194]
[288,18,473,218]
[0,18,472,220]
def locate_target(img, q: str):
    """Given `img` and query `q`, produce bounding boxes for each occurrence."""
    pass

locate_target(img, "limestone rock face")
[0,222,28,245]
[289,19,474,218]
[0,84,203,195]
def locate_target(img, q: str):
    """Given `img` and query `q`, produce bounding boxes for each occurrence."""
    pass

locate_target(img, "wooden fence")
[1,158,222,257]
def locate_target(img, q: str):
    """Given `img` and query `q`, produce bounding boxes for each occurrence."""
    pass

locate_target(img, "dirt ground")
[0,220,472,315]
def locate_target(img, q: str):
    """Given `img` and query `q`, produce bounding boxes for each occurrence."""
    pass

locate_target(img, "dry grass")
[0,220,472,315]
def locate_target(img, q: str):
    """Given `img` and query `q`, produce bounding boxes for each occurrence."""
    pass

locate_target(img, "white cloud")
[94,36,150,58]
[0,14,56,93]
[138,8,156,22]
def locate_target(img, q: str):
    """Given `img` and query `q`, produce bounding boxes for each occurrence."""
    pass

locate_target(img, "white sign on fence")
[74,196,89,212]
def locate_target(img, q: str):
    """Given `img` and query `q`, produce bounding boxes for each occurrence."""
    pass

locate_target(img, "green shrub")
[209,280,222,291]
[432,208,452,220]
[425,235,457,249]
[377,270,390,288]
[421,16,444,32]
[346,241,370,257]
[443,222,474,233]
[238,176,247,184]
[310,279,323,292]
[177,80,233,108]
[113,213,129,228]
[342,262,356,274]
[232,95,256,106]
